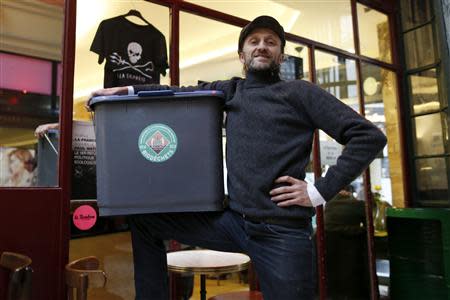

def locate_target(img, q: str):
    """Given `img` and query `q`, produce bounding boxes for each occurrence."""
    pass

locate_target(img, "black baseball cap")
[238,16,286,53]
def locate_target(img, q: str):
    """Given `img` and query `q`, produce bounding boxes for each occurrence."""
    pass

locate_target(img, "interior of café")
[1,0,449,299]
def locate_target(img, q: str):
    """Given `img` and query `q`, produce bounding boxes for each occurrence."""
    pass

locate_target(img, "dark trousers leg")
[129,209,316,300]
[128,210,246,300]
[244,221,316,300]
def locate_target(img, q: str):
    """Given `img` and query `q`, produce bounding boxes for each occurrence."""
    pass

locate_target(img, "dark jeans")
[128,209,315,300]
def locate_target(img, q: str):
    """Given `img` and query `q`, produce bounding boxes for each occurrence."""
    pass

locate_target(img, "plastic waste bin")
[37,129,59,186]
[36,122,97,199]
[88,90,225,216]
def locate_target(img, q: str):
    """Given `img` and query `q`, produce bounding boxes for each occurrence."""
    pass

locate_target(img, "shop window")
[404,24,437,70]
[400,0,450,207]
[283,42,310,81]
[357,4,392,63]
[185,0,355,53]
[74,0,170,100]
[415,157,450,205]
[315,51,358,110]
[361,63,403,206]
[314,51,364,198]
[413,112,447,156]
[409,68,441,114]
[0,53,59,188]
[400,0,433,31]
[179,12,242,86]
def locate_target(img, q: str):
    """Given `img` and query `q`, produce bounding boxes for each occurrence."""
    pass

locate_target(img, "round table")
[167,249,250,300]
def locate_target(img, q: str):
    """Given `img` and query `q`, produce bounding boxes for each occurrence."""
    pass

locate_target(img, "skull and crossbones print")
[110,42,154,79]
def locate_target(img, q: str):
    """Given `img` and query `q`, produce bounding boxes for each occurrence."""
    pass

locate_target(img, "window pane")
[409,68,440,114]
[179,14,310,85]
[281,42,310,81]
[404,24,436,70]
[180,13,242,86]
[400,0,433,31]
[362,63,403,206]
[415,157,449,204]
[357,4,392,63]
[0,41,60,188]
[74,1,170,94]
[185,0,355,52]
[315,51,364,199]
[413,113,447,156]
[315,51,358,110]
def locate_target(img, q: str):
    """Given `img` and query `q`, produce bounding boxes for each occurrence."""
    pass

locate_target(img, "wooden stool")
[208,291,263,300]
[0,251,33,300]
[65,256,106,300]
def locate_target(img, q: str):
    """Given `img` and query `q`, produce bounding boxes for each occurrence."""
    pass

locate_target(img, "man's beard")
[245,56,281,74]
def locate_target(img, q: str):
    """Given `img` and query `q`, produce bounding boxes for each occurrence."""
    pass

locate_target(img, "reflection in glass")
[409,69,440,114]
[320,130,366,200]
[185,0,355,52]
[400,0,433,31]
[314,52,364,199]
[413,113,446,156]
[315,51,358,111]
[415,157,449,204]
[0,2,62,187]
[357,4,392,63]
[0,148,37,187]
[282,42,310,81]
[361,63,402,206]
[404,24,436,70]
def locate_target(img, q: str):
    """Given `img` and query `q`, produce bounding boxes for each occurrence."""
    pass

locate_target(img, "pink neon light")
[57,63,62,96]
[0,52,52,94]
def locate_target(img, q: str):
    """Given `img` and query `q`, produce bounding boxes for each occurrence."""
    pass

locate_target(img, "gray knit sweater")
[134,71,387,220]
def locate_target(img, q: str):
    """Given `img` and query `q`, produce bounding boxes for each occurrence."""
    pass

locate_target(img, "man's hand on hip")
[270,176,313,207]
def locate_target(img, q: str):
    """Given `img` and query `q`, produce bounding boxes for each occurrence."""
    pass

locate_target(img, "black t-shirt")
[90,16,169,88]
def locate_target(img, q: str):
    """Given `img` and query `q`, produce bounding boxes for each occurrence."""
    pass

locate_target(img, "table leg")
[200,274,206,300]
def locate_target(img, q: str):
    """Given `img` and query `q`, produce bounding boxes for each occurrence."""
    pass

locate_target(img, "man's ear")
[239,52,245,64]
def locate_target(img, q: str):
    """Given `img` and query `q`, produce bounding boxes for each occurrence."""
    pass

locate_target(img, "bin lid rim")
[88,90,225,108]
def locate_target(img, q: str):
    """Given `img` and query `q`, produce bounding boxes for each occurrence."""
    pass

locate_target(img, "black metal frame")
[399,0,450,208]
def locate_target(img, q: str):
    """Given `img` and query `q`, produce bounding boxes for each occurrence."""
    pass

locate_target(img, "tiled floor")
[69,231,249,299]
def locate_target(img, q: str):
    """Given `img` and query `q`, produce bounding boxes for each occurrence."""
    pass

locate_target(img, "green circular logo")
[138,123,177,162]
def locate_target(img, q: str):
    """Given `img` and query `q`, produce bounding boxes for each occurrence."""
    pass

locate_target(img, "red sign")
[73,205,97,230]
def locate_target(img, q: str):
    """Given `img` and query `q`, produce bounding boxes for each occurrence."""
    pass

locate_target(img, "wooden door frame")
[0,0,75,299]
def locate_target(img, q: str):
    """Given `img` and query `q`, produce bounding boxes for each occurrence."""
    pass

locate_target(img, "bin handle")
[137,90,175,97]
[44,133,59,155]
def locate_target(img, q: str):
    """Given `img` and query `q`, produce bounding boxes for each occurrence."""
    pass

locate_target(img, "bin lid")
[88,90,224,109]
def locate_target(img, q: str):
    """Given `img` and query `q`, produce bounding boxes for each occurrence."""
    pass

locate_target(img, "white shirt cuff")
[127,86,135,95]
[307,183,326,207]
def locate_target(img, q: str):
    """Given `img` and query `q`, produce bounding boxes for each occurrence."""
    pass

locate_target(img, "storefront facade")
[0,0,449,299]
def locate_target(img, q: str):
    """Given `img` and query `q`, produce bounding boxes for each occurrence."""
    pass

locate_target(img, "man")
[323,186,370,300]
[90,16,387,300]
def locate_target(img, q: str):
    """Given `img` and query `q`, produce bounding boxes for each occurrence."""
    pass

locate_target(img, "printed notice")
[72,121,97,199]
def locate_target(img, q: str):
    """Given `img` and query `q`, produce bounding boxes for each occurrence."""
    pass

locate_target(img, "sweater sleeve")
[298,81,387,201]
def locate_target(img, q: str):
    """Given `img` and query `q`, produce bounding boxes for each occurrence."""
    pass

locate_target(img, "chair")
[65,256,107,300]
[0,251,33,300]
[208,291,263,300]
